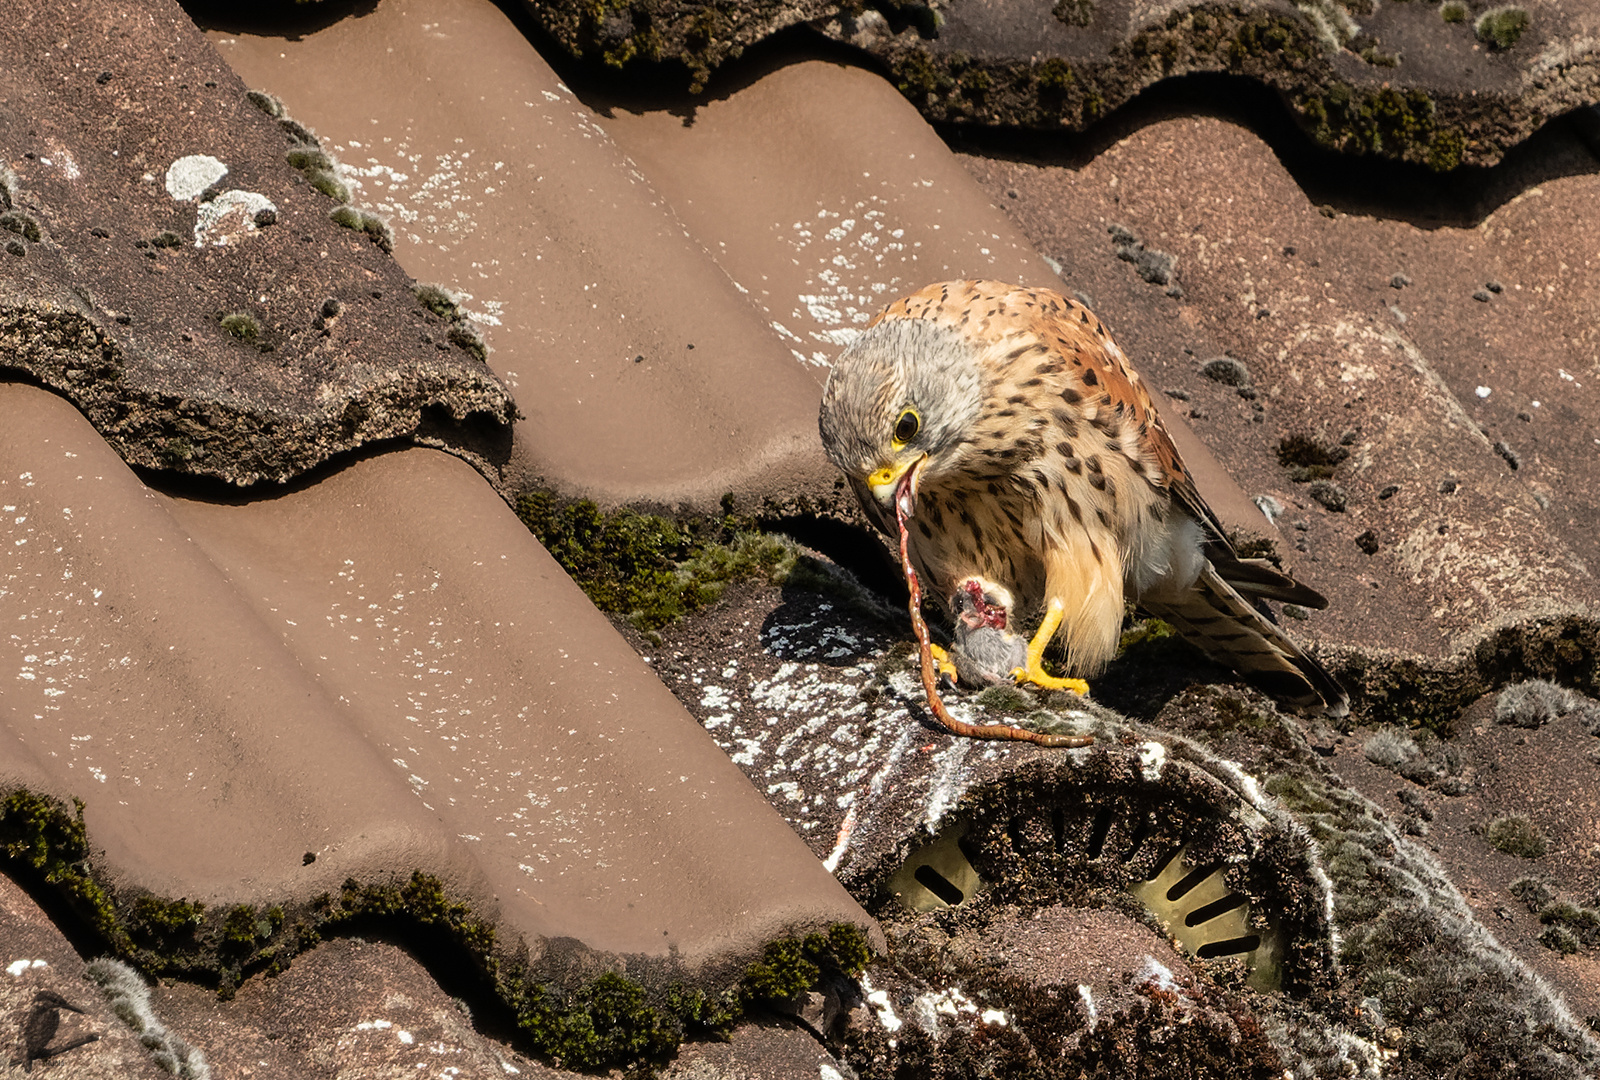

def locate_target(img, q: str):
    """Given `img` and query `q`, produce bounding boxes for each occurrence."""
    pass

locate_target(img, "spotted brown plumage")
[818,279,1348,717]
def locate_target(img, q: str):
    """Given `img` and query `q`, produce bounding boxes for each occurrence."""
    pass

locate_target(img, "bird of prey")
[818,279,1347,717]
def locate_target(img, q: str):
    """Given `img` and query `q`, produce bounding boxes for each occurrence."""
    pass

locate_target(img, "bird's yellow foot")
[1011,598,1088,694]
[929,643,958,684]
[1010,661,1089,695]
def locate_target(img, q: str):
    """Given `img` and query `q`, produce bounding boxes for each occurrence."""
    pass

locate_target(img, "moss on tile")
[328,205,393,253]
[218,312,259,342]
[515,491,797,637]
[1475,7,1529,51]
[0,789,127,951]
[1,801,875,1070]
[1483,813,1547,858]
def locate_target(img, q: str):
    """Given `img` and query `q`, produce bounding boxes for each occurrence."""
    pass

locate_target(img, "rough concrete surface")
[0,0,516,488]
[523,0,1600,168]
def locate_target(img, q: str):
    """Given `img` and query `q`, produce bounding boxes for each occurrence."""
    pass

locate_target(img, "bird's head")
[818,317,984,514]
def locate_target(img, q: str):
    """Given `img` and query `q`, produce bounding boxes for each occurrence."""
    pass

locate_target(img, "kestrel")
[818,280,1348,718]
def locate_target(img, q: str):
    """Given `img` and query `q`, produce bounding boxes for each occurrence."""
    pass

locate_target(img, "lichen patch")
[194,189,277,247]
[164,154,228,201]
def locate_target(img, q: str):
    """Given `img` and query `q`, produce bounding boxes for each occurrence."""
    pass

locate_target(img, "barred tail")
[1143,564,1349,717]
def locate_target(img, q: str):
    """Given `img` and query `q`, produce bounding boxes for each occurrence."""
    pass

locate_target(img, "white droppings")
[1138,740,1166,780]
[980,1008,1008,1026]
[1475,386,1491,398]
[1138,956,1179,993]
[1078,984,1097,1028]
[862,975,903,1032]
[7,959,47,977]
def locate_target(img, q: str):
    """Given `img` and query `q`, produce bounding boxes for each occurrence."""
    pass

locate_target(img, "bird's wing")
[1141,563,1349,716]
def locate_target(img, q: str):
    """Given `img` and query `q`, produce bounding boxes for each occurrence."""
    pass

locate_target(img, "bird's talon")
[929,643,959,684]
[1011,664,1089,695]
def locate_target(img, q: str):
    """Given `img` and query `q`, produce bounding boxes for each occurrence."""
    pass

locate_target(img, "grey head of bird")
[818,316,985,511]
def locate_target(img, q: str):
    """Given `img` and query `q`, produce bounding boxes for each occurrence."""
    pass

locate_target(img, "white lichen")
[86,957,211,1079]
[164,155,228,202]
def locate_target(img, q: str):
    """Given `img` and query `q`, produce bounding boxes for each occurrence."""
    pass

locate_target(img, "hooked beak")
[868,454,926,516]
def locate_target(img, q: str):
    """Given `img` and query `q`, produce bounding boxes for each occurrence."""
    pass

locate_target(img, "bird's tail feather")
[1210,553,1330,609]
[1142,564,1349,717]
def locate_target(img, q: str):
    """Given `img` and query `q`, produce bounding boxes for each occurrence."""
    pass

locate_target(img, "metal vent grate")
[1128,845,1285,991]
[888,812,1288,990]
[885,821,983,913]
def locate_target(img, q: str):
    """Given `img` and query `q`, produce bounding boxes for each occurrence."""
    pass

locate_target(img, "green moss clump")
[975,685,1037,714]
[1476,7,1529,50]
[514,493,796,635]
[328,206,392,253]
[285,148,351,204]
[415,283,461,319]
[1440,1,1468,22]
[308,170,350,203]
[1509,876,1556,911]
[134,896,205,934]
[1118,616,1176,654]
[741,923,871,1001]
[223,904,262,948]
[1428,127,1465,172]
[1539,901,1600,948]
[285,147,332,172]
[0,791,127,949]
[1052,0,1094,27]
[1484,814,1547,858]
[892,52,953,100]
[448,322,487,363]
[1036,58,1075,91]
[517,971,680,1068]
[246,90,284,118]
[1540,924,1579,954]
[325,870,497,954]
[219,312,260,342]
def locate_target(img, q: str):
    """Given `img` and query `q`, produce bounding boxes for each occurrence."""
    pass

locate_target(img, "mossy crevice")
[1336,612,1600,734]
[515,490,799,638]
[523,1,1561,169]
[0,790,127,951]
[412,284,490,364]
[0,787,875,1070]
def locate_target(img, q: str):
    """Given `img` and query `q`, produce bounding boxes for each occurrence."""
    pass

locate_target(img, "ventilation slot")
[1085,807,1114,861]
[913,865,965,905]
[886,821,983,912]
[1196,935,1262,959]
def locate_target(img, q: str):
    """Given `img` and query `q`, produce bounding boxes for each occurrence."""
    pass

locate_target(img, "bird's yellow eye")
[893,408,920,446]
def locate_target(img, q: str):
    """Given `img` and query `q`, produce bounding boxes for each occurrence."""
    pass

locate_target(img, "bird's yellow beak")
[867,454,927,511]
